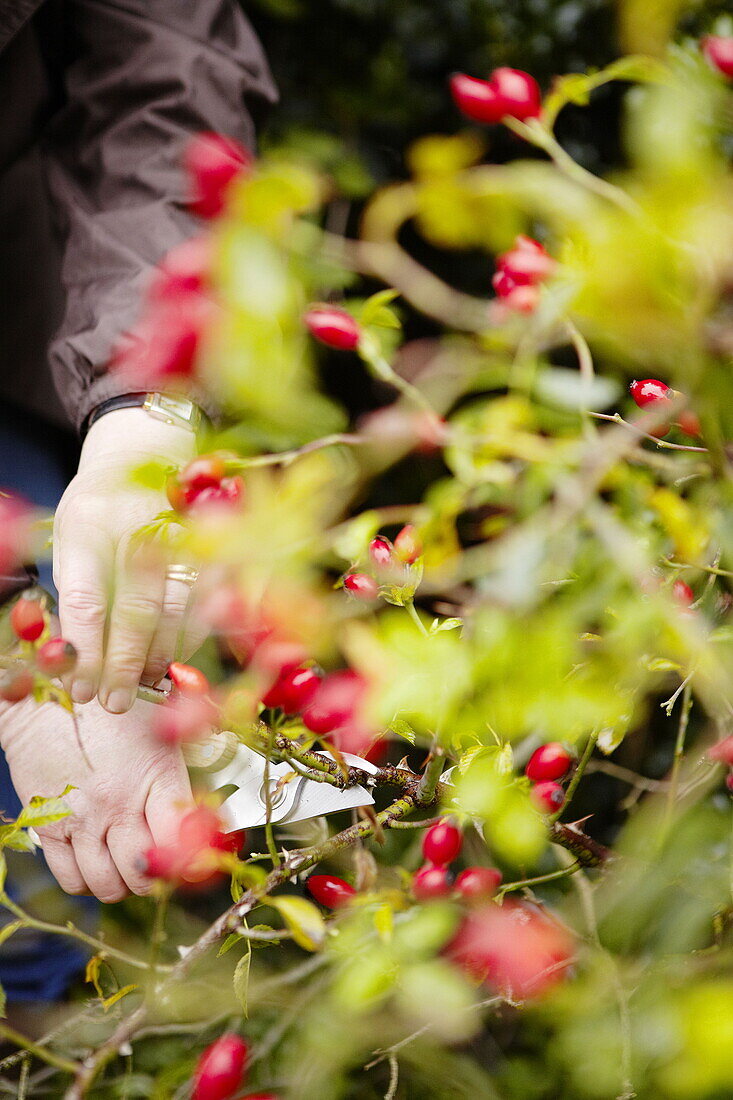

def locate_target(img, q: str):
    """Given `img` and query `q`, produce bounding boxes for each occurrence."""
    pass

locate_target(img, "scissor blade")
[211,744,376,830]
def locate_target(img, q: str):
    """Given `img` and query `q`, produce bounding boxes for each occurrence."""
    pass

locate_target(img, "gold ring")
[166,564,200,586]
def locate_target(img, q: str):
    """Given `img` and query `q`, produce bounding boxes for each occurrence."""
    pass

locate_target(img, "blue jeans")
[0,404,97,1002]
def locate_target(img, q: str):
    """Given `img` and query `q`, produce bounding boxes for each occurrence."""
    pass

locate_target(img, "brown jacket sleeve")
[43,0,277,432]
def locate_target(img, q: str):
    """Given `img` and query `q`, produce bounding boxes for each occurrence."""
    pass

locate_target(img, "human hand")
[53,407,205,713]
[0,695,194,902]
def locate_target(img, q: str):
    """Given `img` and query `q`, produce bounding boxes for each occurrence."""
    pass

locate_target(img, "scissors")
[176,717,377,829]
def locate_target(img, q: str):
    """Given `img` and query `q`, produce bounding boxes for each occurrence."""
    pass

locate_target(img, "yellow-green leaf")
[270,895,326,951]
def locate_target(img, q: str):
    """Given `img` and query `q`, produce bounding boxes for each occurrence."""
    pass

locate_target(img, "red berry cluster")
[629,378,701,439]
[167,455,245,515]
[702,36,733,78]
[142,804,243,887]
[304,305,361,351]
[412,819,503,903]
[342,525,424,605]
[491,235,556,316]
[524,742,574,814]
[1,595,78,704]
[450,68,541,125]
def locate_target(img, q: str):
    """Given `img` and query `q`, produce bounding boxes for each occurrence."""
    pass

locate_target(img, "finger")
[72,833,128,904]
[106,818,156,896]
[141,577,203,685]
[144,762,195,848]
[99,542,167,715]
[56,534,112,706]
[39,835,90,897]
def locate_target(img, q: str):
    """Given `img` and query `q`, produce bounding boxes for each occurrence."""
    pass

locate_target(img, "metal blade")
[211,744,376,830]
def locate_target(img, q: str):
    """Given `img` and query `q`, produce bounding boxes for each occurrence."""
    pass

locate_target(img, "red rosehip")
[676,409,701,437]
[492,268,519,299]
[36,638,77,678]
[277,666,322,715]
[369,536,394,569]
[490,67,542,121]
[181,455,227,494]
[236,1094,279,1100]
[189,476,245,513]
[672,579,694,606]
[149,236,212,302]
[10,597,45,642]
[525,743,574,782]
[192,1033,249,1100]
[531,780,566,814]
[307,873,356,908]
[0,665,34,703]
[302,670,368,735]
[141,844,181,881]
[412,864,451,900]
[304,306,361,351]
[708,736,733,765]
[629,378,671,409]
[343,573,379,601]
[112,296,215,381]
[185,132,253,220]
[496,239,555,285]
[0,493,33,577]
[454,866,502,901]
[702,35,733,78]
[393,524,422,564]
[178,805,223,853]
[153,695,218,745]
[449,73,504,124]
[252,637,308,681]
[447,900,574,998]
[726,773,733,793]
[168,662,210,696]
[166,475,189,513]
[503,284,541,313]
[422,819,463,866]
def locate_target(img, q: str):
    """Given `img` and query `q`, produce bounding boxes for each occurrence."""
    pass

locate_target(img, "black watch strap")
[85,393,148,434]
[83,392,203,438]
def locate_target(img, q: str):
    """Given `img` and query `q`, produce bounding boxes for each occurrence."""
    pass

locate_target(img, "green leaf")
[218,932,243,958]
[270,895,326,951]
[646,657,683,672]
[543,56,668,127]
[129,460,175,492]
[388,718,416,745]
[233,943,252,1017]
[0,920,22,949]
[359,289,400,328]
[17,791,73,830]
[429,617,463,635]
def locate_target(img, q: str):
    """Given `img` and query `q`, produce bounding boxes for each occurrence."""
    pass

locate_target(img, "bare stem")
[0,1024,80,1076]
[497,860,581,900]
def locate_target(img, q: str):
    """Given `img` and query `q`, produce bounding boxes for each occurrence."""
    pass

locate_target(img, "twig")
[405,601,429,639]
[0,1024,80,1076]
[229,434,365,469]
[552,731,598,822]
[385,1052,399,1100]
[497,861,581,900]
[589,412,708,453]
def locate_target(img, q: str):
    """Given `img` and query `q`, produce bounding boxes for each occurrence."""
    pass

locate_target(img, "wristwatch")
[84,392,202,436]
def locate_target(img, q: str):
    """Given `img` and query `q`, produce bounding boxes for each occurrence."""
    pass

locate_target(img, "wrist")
[80,407,197,470]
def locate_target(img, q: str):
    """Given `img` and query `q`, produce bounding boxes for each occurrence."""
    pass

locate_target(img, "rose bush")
[2,11,733,1099]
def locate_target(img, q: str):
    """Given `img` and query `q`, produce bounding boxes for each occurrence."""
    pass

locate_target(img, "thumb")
[144,757,195,848]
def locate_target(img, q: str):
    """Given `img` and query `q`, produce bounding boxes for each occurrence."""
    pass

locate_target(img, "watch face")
[144,393,200,429]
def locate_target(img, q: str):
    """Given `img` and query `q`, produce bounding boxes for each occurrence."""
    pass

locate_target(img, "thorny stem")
[263,727,282,868]
[416,747,445,805]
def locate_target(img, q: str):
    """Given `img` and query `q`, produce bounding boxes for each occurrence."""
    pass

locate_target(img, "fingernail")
[71,680,94,705]
[105,689,133,714]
